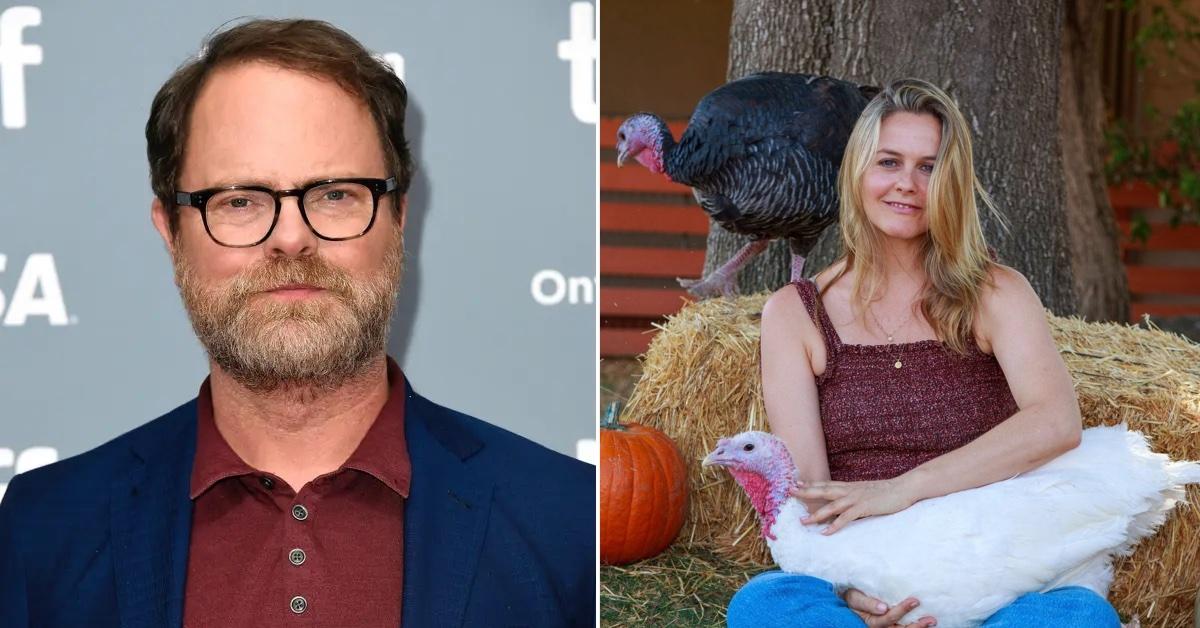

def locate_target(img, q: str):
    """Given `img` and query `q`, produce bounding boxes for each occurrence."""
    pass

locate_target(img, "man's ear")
[397,194,407,232]
[150,197,176,256]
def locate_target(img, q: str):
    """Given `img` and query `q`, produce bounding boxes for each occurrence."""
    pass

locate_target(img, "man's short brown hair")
[146,18,412,234]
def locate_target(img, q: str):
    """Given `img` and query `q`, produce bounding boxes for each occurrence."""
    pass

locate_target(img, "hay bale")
[623,294,1200,627]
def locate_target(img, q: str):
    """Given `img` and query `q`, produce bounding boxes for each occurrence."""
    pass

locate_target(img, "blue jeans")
[727,571,1120,627]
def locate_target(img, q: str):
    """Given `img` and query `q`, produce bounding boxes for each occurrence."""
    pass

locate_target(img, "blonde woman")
[726,79,1120,627]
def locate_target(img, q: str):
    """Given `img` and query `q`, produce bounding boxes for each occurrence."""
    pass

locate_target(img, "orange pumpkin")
[599,402,689,565]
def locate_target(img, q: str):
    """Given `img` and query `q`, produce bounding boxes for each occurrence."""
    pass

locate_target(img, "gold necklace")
[867,302,916,369]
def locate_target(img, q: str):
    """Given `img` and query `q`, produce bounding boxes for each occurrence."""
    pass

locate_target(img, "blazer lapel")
[401,384,494,627]
[110,401,197,628]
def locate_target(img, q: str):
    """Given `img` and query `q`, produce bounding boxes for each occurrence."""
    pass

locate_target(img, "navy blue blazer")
[0,380,596,627]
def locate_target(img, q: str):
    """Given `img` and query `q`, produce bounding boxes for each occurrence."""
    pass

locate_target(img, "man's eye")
[324,190,347,202]
[212,193,269,212]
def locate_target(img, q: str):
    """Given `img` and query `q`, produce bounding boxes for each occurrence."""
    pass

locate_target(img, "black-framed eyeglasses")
[174,177,398,248]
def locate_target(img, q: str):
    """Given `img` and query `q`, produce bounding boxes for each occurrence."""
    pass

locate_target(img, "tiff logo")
[557,2,596,124]
[0,5,41,129]
[0,253,70,326]
[380,52,403,81]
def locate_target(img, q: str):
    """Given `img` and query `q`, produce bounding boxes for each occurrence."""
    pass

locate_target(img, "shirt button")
[289,595,307,614]
[291,504,309,521]
[289,548,306,566]
[259,476,273,490]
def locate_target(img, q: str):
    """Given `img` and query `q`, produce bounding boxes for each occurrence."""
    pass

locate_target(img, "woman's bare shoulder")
[762,283,827,380]
[762,259,845,333]
[761,268,843,375]
[976,263,1044,350]
[762,282,822,353]
[980,263,1039,307]
[763,282,810,327]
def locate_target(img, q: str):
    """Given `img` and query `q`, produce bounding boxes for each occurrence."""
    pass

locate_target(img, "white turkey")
[702,426,1200,627]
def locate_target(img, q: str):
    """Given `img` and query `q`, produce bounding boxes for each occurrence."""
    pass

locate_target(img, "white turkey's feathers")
[754,424,1198,628]
[1168,459,1200,484]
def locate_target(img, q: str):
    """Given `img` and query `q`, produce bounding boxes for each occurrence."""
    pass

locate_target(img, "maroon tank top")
[791,279,1019,482]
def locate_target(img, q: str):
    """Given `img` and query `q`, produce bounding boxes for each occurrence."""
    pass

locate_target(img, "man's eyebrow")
[199,177,278,189]
[875,148,938,161]
[296,174,378,188]
[197,174,374,190]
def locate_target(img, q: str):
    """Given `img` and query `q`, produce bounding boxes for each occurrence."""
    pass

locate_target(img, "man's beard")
[174,233,403,393]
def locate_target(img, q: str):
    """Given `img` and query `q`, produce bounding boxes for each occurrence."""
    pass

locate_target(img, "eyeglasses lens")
[205,182,375,246]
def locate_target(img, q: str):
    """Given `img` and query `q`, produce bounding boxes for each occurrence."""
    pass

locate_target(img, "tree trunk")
[702,0,837,294]
[713,0,1083,316]
[1060,0,1130,322]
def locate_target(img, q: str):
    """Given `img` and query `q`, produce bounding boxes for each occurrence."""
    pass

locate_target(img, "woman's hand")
[789,477,917,534]
[844,588,937,628]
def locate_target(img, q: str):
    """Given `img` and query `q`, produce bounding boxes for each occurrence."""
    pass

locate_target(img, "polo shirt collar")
[188,356,412,500]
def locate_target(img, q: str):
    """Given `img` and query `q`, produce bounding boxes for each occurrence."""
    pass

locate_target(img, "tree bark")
[712,0,1085,316]
[1060,0,1130,321]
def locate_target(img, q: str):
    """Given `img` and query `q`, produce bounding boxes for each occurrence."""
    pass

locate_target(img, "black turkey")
[616,72,878,296]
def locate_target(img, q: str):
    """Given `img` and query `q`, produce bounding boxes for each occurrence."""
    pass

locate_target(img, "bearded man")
[0,19,594,628]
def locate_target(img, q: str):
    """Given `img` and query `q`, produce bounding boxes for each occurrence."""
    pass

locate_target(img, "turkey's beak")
[616,145,629,167]
[703,438,734,467]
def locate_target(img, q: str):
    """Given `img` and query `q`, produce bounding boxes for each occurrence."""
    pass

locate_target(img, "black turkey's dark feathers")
[667,72,873,186]
[660,72,876,251]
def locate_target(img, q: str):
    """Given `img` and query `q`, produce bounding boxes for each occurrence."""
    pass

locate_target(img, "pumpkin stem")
[601,401,626,430]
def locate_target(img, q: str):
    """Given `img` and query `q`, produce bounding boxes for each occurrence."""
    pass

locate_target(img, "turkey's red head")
[703,431,797,539]
[615,113,669,175]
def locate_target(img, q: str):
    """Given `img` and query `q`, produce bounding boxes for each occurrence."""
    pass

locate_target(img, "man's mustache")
[225,257,356,301]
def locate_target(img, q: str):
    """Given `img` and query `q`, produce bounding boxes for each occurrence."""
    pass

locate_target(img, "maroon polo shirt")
[182,359,411,627]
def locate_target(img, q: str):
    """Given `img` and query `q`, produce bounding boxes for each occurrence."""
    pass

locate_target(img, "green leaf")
[1131,214,1152,244]
[1181,169,1200,201]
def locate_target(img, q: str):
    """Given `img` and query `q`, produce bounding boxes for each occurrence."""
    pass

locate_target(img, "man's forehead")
[181,60,386,188]
[199,59,347,93]
[189,61,368,128]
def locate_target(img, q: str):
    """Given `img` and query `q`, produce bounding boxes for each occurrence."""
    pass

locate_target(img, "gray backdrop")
[0,0,598,501]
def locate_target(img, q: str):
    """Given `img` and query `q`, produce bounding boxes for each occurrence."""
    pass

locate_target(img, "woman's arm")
[799,265,1082,533]
[899,265,1082,498]
[760,283,832,488]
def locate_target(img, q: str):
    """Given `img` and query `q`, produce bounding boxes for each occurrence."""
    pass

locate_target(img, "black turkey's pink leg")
[678,240,770,297]
[790,253,806,282]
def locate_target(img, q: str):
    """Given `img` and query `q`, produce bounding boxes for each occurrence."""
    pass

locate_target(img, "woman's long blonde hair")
[827,78,1005,355]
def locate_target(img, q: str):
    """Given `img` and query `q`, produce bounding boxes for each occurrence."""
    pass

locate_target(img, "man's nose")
[263,197,318,258]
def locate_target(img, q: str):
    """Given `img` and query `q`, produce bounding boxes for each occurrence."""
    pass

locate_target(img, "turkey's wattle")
[615,72,879,296]
[727,469,783,540]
